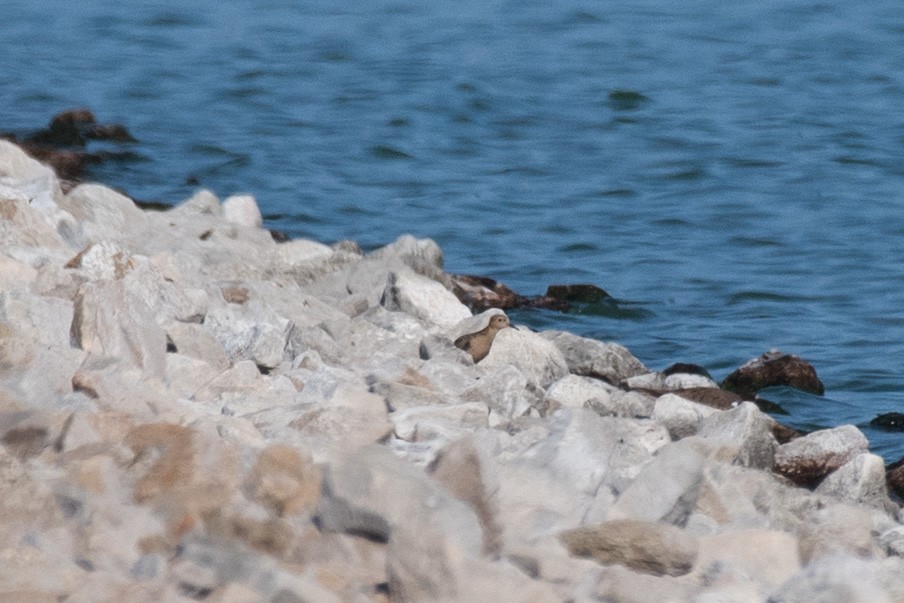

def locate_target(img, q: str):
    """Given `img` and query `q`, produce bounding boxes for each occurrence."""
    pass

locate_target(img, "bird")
[454,312,511,363]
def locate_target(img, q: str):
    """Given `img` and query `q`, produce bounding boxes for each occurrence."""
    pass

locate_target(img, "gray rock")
[165,322,230,371]
[317,445,483,601]
[696,401,777,469]
[203,295,291,370]
[429,437,502,555]
[319,310,424,376]
[608,389,657,418]
[769,554,904,603]
[176,188,222,214]
[494,409,669,542]
[541,330,649,383]
[370,377,449,412]
[368,233,445,280]
[418,332,472,364]
[815,452,893,511]
[461,365,541,424]
[607,439,706,526]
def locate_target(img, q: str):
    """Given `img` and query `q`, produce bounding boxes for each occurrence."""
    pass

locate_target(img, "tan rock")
[561,519,699,576]
[124,423,195,504]
[246,444,321,516]
[429,438,501,555]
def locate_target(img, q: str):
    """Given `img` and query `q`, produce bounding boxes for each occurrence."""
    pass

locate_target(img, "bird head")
[488,314,511,332]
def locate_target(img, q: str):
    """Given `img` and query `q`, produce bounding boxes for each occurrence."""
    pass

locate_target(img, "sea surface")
[4,0,904,459]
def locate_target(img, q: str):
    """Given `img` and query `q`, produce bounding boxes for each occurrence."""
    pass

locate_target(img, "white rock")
[170,189,221,215]
[664,372,719,389]
[773,424,870,484]
[482,327,569,388]
[276,238,334,267]
[381,269,471,329]
[652,393,719,440]
[222,194,263,228]
[391,402,489,442]
[70,279,167,380]
[0,186,68,250]
[545,374,615,411]
[60,183,148,243]
[693,529,801,593]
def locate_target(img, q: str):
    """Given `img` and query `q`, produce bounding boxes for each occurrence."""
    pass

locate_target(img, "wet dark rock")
[85,122,136,143]
[2,108,137,183]
[449,274,528,312]
[545,283,611,304]
[449,274,613,313]
[26,108,135,146]
[27,107,98,146]
[870,412,904,431]
[654,387,741,410]
[770,421,801,445]
[721,350,825,397]
[886,457,904,500]
[662,363,712,379]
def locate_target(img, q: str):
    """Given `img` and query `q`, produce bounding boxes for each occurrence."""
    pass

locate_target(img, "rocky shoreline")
[3,136,904,601]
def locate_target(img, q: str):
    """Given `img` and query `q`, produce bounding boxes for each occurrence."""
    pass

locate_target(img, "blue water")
[4,0,904,459]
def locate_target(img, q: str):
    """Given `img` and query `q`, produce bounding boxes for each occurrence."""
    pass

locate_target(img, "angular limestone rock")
[696,401,777,469]
[773,424,868,487]
[481,327,569,388]
[652,393,720,440]
[381,269,471,329]
[541,330,649,383]
[607,439,706,526]
[814,452,893,510]
[71,279,167,380]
